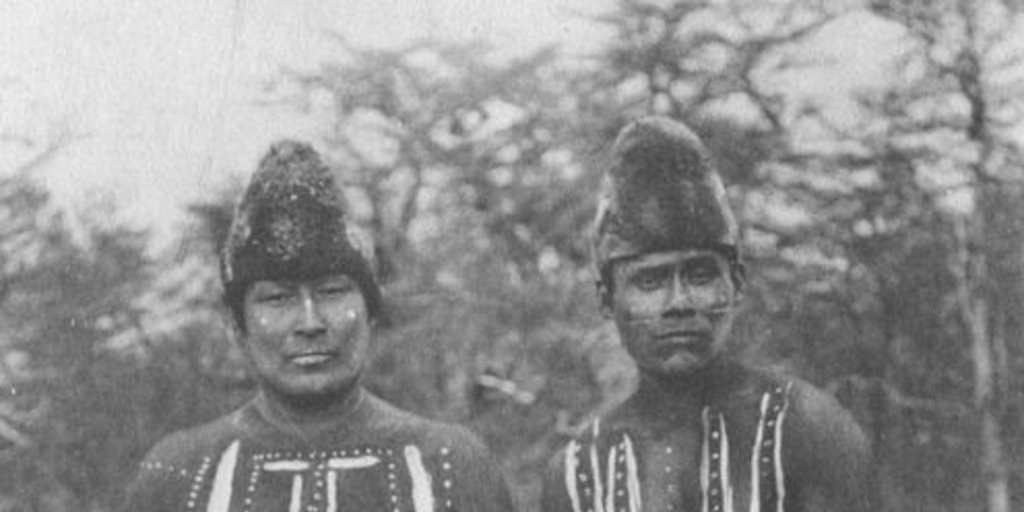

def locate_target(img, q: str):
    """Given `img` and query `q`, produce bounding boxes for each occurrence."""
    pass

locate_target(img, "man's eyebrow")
[622,263,675,281]
[683,255,719,266]
[256,281,295,291]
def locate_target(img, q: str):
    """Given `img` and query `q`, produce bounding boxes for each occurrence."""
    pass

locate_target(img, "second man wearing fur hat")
[541,117,873,512]
[123,141,513,512]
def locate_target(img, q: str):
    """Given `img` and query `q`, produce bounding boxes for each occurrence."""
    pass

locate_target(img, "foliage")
[0,173,152,512]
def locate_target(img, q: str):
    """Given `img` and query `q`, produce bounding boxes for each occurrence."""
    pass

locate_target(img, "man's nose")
[666,274,699,314]
[296,289,327,336]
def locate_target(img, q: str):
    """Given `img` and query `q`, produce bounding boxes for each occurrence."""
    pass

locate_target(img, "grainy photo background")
[2,1,1023,511]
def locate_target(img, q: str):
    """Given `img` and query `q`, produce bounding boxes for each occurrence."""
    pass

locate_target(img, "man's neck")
[255,383,367,438]
[633,358,746,414]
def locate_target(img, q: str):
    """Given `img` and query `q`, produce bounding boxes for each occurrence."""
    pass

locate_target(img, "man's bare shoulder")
[139,407,247,469]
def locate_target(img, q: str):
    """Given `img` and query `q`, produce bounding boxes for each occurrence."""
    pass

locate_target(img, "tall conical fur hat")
[221,140,382,318]
[593,116,739,294]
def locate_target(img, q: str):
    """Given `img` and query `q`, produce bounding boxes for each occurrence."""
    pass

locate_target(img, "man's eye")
[688,265,722,285]
[257,292,292,304]
[633,271,665,290]
[319,284,355,297]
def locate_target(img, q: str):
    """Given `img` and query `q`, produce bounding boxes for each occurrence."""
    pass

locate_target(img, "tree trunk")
[953,217,1010,512]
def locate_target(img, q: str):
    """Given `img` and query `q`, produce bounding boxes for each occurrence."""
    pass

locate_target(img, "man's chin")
[649,352,718,377]
[264,374,361,405]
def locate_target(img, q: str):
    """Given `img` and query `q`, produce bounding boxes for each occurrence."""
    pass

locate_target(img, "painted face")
[610,249,739,377]
[241,274,371,400]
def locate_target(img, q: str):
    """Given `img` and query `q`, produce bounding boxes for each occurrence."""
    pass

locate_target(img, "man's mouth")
[656,331,711,348]
[287,351,336,367]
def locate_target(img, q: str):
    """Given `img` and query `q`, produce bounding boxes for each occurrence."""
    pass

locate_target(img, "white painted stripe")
[700,408,711,512]
[589,443,605,512]
[206,440,240,512]
[288,475,303,512]
[622,434,642,512]
[326,470,338,512]
[589,429,605,512]
[774,383,793,512]
[264,460,312,472]
[749,392,771,512]
[405,445,435,512]
[718,414,733,512]
[564,440,583,512]
[604,444,618,512]
[327,456,380,470]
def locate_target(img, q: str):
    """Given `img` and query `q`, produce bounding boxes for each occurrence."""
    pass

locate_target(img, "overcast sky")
[1,0,611,243]
[2,1,952,249]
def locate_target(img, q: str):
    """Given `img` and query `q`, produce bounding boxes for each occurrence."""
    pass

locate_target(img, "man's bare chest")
[145,441,460,512]
[563,382,792,512]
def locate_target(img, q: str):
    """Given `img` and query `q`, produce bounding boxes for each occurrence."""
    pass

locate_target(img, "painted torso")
[562,376,791,512]
[538,356,882,512]
[123,392,512,512]
[544,362,875,512]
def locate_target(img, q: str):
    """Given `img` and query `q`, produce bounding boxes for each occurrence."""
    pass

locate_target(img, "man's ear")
[731,261,747,299]
[220,304,247,350]
[595,263,618,319]
[596,281,614,319]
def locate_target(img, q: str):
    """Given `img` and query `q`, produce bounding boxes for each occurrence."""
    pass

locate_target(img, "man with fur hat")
[540,117,873,512]
[123,141,513,512]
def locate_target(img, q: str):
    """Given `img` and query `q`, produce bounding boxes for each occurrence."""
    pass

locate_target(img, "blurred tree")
[671,1,1024,510]
[0,172,153,512]
[857,2,1024,511]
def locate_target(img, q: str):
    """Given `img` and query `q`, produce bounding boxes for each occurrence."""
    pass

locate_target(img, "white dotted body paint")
[622,434,641,512]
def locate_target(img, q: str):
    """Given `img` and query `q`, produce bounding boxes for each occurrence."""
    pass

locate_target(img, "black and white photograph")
[2,1,1023,512]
